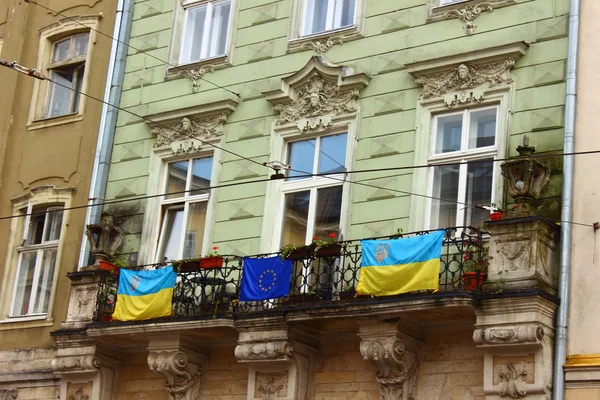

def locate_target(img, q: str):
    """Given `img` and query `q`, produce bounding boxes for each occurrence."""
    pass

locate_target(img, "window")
[179,0,232,64]
[439,0,465,5]
[156,156,214,262]
[302,0,356,36]
[45,33,89,118]
[11,206,64,317]
[280,133,347,246]
[428,107,498,230]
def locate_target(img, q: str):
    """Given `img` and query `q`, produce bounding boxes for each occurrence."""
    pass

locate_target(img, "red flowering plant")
[462,243,490,272]
[280,233,339,259]
[310,232,339,250]
[204,246,221,258]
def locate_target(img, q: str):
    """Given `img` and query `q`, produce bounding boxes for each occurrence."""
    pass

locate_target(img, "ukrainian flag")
[112,267,177,321]
[356,230,445,296]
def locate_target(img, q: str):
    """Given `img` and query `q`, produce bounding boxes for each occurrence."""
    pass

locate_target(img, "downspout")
[77,0,134,268]
[552,0,580,398]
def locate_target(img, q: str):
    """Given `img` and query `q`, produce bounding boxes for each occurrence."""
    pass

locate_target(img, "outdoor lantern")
[500,135,551,216]
[85,212,124,265]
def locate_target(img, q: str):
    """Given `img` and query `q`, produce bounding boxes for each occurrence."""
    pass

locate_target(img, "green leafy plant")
[463,244,490,272]
[204,246,221,258]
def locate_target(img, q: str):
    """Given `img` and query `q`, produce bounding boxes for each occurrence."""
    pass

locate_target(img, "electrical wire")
[0,60,595,229]
[23,0,241,98]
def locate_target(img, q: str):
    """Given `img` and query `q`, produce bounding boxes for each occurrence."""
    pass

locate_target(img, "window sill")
[428,0,516,22]
[28,112,84,131]
[166,55,230,78]
[0,315,54,330]
[288,25,362,54]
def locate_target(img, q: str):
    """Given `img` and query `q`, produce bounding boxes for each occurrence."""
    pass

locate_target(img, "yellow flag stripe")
[112,287,173,321]
[356,259,440,296]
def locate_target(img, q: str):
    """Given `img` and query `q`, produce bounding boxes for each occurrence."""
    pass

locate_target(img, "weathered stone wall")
[198,347,248,399]
[565,388,600,400]
[114,352,168,400]
[9,385,59,400]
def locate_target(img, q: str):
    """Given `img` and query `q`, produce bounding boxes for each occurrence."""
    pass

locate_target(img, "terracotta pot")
[98,260,119,275]
[200,256,224,269]
[462,271,487,290]
[489,212,503,221]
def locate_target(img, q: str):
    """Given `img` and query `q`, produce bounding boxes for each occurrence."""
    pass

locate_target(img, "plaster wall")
[0,0,117,350]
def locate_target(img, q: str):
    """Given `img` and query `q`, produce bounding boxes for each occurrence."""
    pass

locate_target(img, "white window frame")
[426,105,499,231]
[27,17,99,130]
[0,187,72,323]
[168,0,238,71]
[10,206,64,318]
[409,89,511,233]
[155,156,215,262]
[301,0,357,37]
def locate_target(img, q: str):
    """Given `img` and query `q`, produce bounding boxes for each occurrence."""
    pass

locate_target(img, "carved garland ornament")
[416,59,515,106]
[473,324,545,346]
[152,114,226,148]
[147,350,204,400]
[256,375,287,400]
[360,336,419,400]
[300,36,344,54]
[51,355,101,374]
[177,65,215,93]
[234,341,294,362]
[273,73,359,126]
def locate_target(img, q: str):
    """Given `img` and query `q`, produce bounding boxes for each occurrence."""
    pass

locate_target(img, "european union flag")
[239,256,292,301]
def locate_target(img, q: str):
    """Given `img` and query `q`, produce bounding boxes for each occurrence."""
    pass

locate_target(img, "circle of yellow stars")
[258,269,277,292]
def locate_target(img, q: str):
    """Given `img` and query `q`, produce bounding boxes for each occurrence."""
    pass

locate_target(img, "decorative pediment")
[407,42,528,107]
[145,98,238,154]
[264,56,370,131]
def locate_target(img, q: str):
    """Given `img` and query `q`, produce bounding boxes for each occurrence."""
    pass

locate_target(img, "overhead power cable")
[23,0,241,98]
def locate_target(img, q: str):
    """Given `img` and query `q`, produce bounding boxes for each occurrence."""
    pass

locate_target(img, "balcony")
[93,226,488,323]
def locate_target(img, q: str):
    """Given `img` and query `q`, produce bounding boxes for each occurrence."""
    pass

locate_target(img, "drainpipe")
[552,0,580,398]
[77,0,134,268]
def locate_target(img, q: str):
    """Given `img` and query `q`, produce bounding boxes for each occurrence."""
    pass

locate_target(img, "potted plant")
[461,244,489,290]
[173,247,224,272]
[314,233,342,257]
[98,255,127,275]
[280,233,341,260]
[286,291,322,305]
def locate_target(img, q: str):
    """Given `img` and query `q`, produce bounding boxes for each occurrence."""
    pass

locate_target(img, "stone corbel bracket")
[145,98,239,155]
[406,42,528,108]
[263,56,370,132]
[358,321,423,400]
[0,389,18,400]
[428,0,516,35]
[147,343,208,400]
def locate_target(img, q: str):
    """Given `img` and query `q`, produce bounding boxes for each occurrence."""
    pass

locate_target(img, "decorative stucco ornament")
[498,363,528,398]
[0,390,17,400]
[147,350,205,400]
[256,375,287,400]
[152,114,226,147]
[300,36,344,53]
[500,136,551,216]
[234,341,294,362]
[444,2,494,34]
[473,324,545,346]
[68,388,90,400]
[416,59,515,102]
[85,213,124,264]
[273,73,359,126]
[177,65,215,93]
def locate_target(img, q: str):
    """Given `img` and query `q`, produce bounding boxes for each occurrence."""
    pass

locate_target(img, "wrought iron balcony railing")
[94,227,486,323]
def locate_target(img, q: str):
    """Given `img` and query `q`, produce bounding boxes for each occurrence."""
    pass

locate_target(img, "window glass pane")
[469,108,496,149]
[465,160,494,228]
[207,0,231,57]
[73,34,89,57]
[183,201,208,259]
[304,0,328,35]
[190,157,213,196]
[318,133,347,174]
[44,210,63,242]
[71,66,85,113]
[435,113,463,153]
[335,0,356,28]
[166,161,189,200]
[313,186,342,240]
[282,191,310,245]
[12,252,38,316]
[182,5,207,63]
[33,249,57,314]
[28,212,46,245]
[47,70,74,117]
[52,38,71,62]
[287,139,316,179]
[430,165,459,229]
[160,208,184,262]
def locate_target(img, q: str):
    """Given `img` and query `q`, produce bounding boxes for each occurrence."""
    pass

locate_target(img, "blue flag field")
[240,256,292,301]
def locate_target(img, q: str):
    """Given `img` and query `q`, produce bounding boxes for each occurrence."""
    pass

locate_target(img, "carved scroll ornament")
[300,36,344,54]
[152,114,226,147]
[445,3,494,35]
[51,354,101,375]
[273,73,359,126]
[147,350,205,400]
[234,341,294,362]
[359,336,419,400]
[473,324,545,346]
[416,59,515,103]
[177,65,215,93]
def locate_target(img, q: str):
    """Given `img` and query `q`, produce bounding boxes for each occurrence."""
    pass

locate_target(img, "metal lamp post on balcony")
[500,135,551,216]
[85,212,124,266]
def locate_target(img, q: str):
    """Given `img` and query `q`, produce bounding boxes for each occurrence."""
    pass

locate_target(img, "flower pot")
[462,271,487,290]
[99,260,119,275]
[489,212,503,221]
[285,245,316,260]
[200,256,224,269]
[315,244,342,258]
[100,314,113,322]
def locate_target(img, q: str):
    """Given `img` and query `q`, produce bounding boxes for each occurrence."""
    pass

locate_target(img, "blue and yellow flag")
[239,256,292,301]
[112,267,177,321]
[356,230,445,296]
